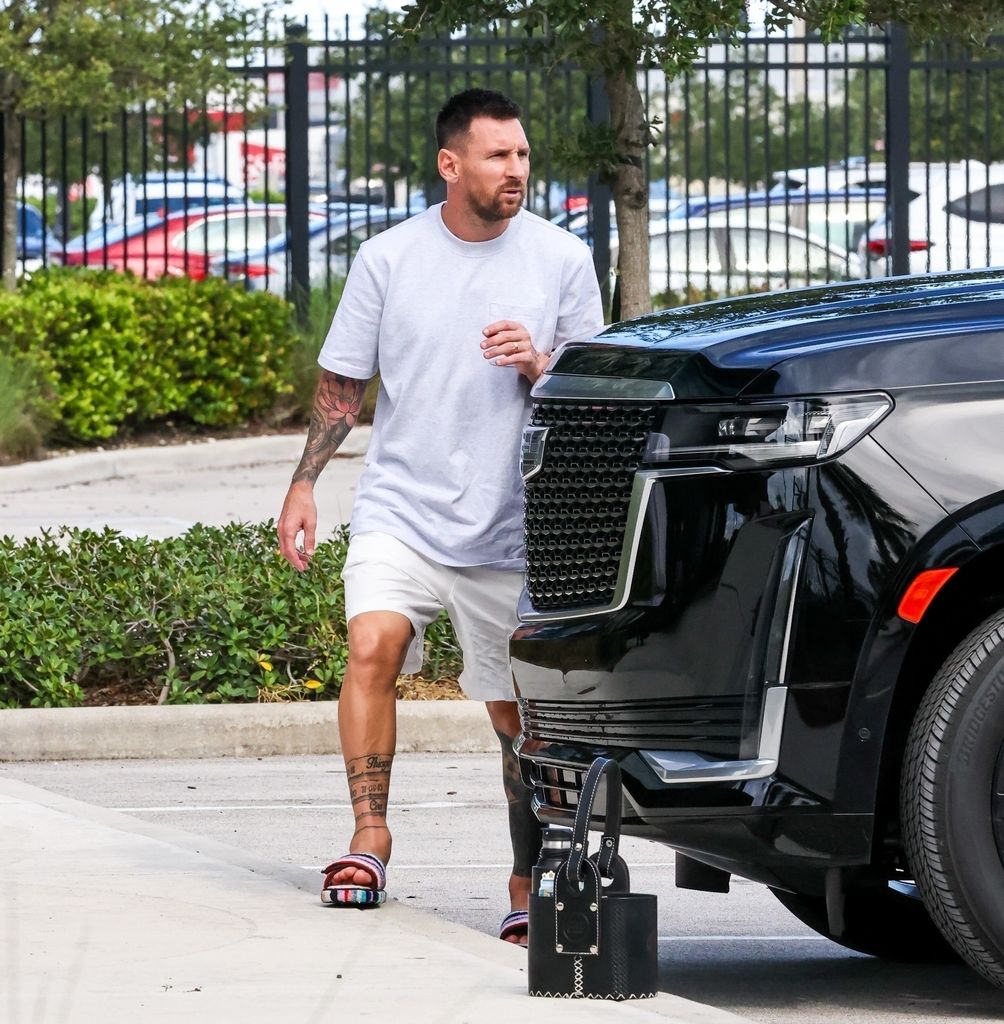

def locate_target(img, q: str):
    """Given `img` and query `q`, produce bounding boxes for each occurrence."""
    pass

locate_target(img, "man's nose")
[505,153,528,179]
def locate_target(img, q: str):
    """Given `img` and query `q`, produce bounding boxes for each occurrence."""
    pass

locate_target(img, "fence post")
[286,23,311,326]
[886,22,911,276]
[587,73,612,317]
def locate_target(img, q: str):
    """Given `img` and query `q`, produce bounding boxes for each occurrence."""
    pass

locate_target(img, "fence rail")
[4,21,1004,315]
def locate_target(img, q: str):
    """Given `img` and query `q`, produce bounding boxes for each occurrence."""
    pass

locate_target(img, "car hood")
[549,269,1004,399]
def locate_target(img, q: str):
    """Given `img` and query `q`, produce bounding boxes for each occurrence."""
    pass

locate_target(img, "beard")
[469,181,525,222]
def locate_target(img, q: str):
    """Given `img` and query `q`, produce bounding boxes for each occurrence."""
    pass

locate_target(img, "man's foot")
[501,872,532,945]
[320,826,392,907]
[324,825,392,888]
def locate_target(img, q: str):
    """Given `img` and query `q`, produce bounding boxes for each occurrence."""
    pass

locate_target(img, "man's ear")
[438,147,460,184]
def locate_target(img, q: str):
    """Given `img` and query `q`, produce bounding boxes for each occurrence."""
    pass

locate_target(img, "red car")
[63,206,324,280]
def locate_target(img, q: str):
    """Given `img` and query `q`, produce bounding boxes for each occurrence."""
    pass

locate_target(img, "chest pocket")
[488,301,546,349]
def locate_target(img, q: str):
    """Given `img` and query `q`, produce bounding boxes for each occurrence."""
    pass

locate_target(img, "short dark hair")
[435,89,522,149]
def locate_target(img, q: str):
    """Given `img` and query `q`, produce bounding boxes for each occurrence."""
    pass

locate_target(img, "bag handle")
[565,757,622,884]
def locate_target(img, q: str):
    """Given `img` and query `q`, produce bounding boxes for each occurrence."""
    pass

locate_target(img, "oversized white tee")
[318,202,604,569]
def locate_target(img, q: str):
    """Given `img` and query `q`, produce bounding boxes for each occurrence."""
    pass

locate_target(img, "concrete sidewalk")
[1,436,754,1023]
[0,431,369,541]
[1,776,753,1024]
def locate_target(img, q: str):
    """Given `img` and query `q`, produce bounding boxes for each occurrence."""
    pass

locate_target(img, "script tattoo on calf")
[347,753,394,829]
[292,371,366,485]
[496,729,544,878]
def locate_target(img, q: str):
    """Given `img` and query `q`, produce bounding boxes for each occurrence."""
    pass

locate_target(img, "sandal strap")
[499,909,529,939]
[321,852,387,891]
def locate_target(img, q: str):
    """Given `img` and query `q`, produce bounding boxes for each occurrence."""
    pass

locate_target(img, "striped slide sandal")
[320,852,387,908]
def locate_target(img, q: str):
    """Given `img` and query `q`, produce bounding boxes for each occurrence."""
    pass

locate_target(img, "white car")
[632,211,853,300]
[857,160,1004,276]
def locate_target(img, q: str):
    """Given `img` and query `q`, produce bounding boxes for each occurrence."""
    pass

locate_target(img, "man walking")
[276,88,603,944]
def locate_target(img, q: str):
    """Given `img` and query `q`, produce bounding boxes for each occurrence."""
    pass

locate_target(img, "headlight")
[642,392,893,470]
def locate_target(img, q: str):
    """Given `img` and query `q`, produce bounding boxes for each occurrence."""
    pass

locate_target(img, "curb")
[0,699,497,761]
[0,429,371,493]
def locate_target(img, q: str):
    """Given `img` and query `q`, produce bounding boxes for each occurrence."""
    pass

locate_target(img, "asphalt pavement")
[0,434,756,1024]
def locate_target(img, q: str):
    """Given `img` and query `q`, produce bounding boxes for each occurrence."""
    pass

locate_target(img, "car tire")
[901,608,1004,988]
[770,883,958,962]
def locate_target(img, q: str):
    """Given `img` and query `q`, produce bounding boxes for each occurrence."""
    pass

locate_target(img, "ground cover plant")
[0,522,463,708]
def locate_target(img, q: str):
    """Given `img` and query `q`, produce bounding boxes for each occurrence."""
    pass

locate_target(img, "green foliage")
[0,348,54,460]
[0,522,464,708]
[0,269,297,442]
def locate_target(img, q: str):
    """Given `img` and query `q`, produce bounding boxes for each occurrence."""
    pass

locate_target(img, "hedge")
[0,523,462,709]
[0,269,299,443]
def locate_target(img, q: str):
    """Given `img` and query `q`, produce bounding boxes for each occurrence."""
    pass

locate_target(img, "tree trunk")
[2,105,19,292]
[606,67,651,320]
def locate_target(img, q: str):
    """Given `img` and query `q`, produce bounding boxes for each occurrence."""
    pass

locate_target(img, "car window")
[317,219,399,257]
[730,228,843,280]
[945,184,1004,225]
[650,229,723,275]
[174,213,284,254]
[804,199,883,250]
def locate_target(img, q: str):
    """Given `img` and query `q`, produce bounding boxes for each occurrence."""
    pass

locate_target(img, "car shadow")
[659,942,1001,1021]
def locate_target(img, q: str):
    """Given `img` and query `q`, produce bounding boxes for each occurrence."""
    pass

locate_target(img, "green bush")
[0,269,298,442]
[0,340,57,461]
[0,522,463,709]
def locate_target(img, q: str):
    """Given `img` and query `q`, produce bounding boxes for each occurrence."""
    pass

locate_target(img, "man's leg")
[486,698,543,941]
[326,610,414,889]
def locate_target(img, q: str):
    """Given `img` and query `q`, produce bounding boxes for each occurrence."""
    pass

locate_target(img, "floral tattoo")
[292,371,366,485]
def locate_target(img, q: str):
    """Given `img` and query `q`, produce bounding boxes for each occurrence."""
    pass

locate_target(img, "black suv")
[512,268,1004,987]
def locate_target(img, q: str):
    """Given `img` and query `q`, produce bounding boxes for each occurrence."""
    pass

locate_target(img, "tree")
[397,0,1004,319]
[0,0,273,289]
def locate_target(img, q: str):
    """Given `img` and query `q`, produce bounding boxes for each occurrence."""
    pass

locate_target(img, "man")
[276,88,603,944]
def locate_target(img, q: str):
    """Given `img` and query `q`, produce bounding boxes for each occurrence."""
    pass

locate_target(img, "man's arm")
[277,370,368,571]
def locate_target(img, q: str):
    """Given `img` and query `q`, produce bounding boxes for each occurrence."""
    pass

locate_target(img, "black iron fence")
[3,19,1004,313]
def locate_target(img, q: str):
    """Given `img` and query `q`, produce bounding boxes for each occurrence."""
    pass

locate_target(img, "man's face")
[450,116,530,222]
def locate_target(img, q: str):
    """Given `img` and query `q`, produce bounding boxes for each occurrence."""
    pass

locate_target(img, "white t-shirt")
[318,203,604,569]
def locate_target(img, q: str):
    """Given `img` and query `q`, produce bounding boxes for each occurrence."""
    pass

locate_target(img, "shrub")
[0,522,462,708]
[0,343,56,461]
[1,269,298,442]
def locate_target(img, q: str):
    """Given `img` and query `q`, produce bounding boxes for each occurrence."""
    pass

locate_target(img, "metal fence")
[4,19,1004,314]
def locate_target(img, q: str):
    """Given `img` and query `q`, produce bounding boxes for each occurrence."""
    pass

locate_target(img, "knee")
[346,617,412,686]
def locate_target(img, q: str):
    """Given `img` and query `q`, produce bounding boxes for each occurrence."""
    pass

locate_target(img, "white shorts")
[341,532,524,703]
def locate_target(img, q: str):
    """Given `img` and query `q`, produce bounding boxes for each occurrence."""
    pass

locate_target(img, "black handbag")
[527,757,659,1000]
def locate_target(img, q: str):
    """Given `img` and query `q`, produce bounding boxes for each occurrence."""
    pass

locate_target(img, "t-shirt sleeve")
[317,246,383,379]
[553,246,606,349]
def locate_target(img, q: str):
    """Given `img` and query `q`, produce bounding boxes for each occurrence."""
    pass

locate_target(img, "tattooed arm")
[277,370,367,571]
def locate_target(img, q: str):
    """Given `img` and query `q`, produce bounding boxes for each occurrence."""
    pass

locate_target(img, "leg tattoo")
[347,752,394,844]
[495,729,543,878]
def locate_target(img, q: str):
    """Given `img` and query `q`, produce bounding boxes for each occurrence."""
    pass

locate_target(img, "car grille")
[524,400,656,611]
[520,696,745,758]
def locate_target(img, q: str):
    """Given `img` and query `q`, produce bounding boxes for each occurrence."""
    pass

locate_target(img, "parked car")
[512,267,1004,988]
[208,207,411,293]
[858,160,1004,276]
[64,205,316,280]
[15,201,63,272]
[639,210,853,298]
[86,173,246,232]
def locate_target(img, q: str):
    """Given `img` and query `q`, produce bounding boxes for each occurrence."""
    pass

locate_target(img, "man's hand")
[481,320,549,385]
[277,481,317,572]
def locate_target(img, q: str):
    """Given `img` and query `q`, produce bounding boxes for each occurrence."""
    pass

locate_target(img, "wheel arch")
[832,508,1004,845]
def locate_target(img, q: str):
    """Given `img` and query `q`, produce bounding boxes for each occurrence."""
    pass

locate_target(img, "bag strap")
[565,757,622,884]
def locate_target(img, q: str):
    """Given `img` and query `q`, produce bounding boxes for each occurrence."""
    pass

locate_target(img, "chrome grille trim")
[520,695,745,756]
